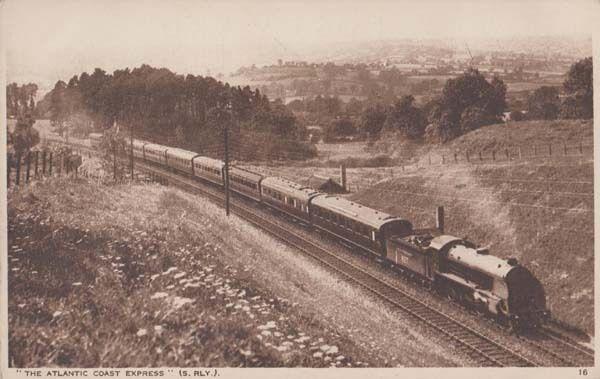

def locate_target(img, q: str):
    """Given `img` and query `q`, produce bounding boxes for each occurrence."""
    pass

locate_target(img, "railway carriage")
[131,139,146,160]
[310,195,413,257]
[261,177,321,222]
[143,143,168,166]
[89,133,103,149]
[228,167,264,201]
[166,147,199,175]
[192,156,225,186]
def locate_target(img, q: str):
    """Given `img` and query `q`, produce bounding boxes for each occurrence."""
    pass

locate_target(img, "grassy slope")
[436,119,593,153]
[8,178,463,367]
[349,119,594,334]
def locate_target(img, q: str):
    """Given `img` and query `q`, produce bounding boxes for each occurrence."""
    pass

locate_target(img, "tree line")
[6,83,40,156]
[288,57,592,144]
[522,57,593,121]
[37,65,315,160]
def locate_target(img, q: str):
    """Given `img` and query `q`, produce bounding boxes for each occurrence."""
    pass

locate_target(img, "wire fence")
[399,141,593,168]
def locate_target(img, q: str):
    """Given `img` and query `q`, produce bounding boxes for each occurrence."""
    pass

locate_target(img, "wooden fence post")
[26,152,31,183]
[454,152,457,163]
[579,141,583,155]
[113,144,117,180]
[49,152,53,176]
[478,151,482,161]
[492,150,496,161]
[15,154,21,186]
[548,144,552,156]
[35,151,39,178]
[42,151,47,175]
[505,149,509,160]
[7,153,11,187]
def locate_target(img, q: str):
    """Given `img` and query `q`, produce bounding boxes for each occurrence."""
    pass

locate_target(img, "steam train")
[89,133,550,331]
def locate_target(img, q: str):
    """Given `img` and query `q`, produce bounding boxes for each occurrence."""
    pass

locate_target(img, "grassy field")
[8,177,465,367]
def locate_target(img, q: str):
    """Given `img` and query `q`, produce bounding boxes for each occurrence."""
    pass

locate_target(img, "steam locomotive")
[89,133,549,331]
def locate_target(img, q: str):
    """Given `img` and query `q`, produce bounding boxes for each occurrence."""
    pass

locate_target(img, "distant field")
[506,82,558,92]
[407,75,455,82]
[315,141,371,160]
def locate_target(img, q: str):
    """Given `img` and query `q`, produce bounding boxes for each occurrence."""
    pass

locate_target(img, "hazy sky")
[2,0,596,90]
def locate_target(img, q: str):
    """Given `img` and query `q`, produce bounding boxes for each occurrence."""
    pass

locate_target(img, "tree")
[383,95,426,139]
[427,69,507,140]
[11,113,40,155]
[267,101,297,137]
[325,117,355,141]
[345,98,363,116]
[527,86,560,120]
[359,103,387,137]
[425,110,457,143]
[6,82,38,118]
[49,80,69,133]
[509,110,525,121]
[562,57,593,119]
[43,64,310,160]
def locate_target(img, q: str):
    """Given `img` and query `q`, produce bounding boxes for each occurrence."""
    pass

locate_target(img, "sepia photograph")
[1,0,597,376]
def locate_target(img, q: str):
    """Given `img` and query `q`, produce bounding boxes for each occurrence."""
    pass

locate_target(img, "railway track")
[520,328,594,367]
[58,142,594,367]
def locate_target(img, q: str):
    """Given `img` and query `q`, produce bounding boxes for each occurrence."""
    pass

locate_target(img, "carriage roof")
[261,176,321,202]
[191,155,224,169]
[311,195,410,230]
[229,166,264,182]
[166,148,199,161]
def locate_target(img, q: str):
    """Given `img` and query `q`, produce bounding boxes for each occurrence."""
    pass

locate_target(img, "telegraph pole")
[130,123,134,179]
[224,102,231,216]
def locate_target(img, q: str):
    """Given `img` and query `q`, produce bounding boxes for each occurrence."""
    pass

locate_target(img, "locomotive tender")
[89,133,549,331]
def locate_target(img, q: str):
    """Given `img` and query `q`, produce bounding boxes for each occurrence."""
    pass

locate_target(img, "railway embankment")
[8,178,465,367]
[351,158,594,337]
